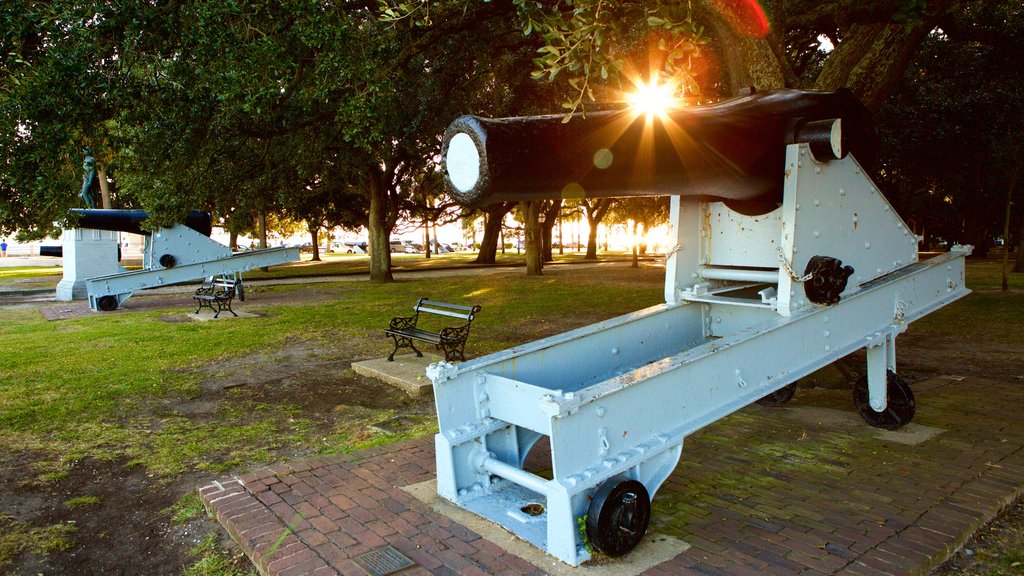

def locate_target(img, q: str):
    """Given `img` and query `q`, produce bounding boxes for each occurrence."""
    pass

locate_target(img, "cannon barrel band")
[442,88,876,215]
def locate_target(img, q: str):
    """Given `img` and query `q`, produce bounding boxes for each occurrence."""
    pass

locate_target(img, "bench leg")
[223,299,238,317]
[387,335,399,361]
[387,334,422,361]
[440,341,467,363]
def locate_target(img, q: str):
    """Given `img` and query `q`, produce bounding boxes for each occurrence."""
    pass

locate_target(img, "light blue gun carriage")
[428,89,971,565]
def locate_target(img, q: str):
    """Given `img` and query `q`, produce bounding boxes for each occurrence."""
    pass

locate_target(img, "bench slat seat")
[383,327,442,345]
[384,297,481,362]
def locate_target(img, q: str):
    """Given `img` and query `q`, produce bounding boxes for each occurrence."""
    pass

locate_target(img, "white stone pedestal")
[55,228,123,301]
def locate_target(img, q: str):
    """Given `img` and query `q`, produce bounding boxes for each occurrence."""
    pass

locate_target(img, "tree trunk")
[229,231,238,252]
[475,202,514,264]
[692,0,786,94]
[586,225,600,259]
[309,225,321,262]
[966,222,990,258]
[524,201,543,275]
[258,211,269,272]
[97,165,112,209]
[631,220,639,268]
[542,200,560,262]
[368,172,393,282]
[814,22,929,110]
[258,212,268,249]
[542,221,555,262]
[583,199,613,260]
[691,0,930,110]
[424,218,431,259]
[1015,201,1024,273]
[1001,161,1019,290]
[558,211,564,255]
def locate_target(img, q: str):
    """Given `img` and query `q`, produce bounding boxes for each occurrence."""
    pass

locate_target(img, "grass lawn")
[0,256,1020,575]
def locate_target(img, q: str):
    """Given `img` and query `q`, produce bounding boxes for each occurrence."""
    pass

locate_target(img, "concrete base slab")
[874,422,946,445]
[186,309,260,322]
[779,405,946,446]
[402,479,690,575]
[352,354,434,397]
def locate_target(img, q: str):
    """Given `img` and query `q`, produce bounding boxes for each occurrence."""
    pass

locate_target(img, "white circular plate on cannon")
[446,132,480,193]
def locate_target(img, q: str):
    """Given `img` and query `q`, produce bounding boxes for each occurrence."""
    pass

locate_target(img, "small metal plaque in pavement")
[352,546,415,576]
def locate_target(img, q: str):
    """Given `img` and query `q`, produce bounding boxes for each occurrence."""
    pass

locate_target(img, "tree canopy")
[2,0,1021,276]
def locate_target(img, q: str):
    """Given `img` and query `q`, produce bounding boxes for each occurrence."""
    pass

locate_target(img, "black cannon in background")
[44,210,213,262]
[68,209,213,237]
[442,88,876,215]
[60,208,297,311]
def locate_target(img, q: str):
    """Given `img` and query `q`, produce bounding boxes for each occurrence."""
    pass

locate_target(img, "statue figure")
[80,151,100,209]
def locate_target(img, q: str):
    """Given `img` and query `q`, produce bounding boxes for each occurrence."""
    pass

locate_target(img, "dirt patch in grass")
[1,289,441,573]
[165,338,428,414]
[0,453,200,576]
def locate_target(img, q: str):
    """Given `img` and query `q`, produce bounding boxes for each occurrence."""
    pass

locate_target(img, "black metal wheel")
[586,479,651,557]
[756,383,797,407]
[97,295,118,312]
[853,370,915,430]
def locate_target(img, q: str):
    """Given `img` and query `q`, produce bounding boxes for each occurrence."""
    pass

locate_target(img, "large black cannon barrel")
[442,89,876,213]
[69,209,213,237]
[39,245,63,258]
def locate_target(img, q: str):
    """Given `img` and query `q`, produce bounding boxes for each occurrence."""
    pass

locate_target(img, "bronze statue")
[80,152,100,209]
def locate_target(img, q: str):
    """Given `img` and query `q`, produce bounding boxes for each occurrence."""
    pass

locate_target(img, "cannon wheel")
[756,383,797,407]
[853,370,915,430]
[586,479,651,557]
[97,295,118,312]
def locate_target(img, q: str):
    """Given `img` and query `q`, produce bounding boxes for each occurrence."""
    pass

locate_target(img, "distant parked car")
[342,241,368,254]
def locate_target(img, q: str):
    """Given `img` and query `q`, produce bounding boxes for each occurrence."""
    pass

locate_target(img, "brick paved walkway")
[200,376,1024,576]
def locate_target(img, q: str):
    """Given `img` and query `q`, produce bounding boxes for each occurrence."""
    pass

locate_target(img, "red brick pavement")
[200,377,1024,576]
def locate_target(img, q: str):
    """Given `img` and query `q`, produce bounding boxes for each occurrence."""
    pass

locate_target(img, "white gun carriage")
[429,89,971,565]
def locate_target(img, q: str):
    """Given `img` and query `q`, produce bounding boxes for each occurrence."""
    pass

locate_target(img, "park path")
[201,375,1024,576]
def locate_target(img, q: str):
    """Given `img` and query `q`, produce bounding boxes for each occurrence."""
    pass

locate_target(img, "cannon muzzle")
[442,89,876,214]
[69,209,213,237]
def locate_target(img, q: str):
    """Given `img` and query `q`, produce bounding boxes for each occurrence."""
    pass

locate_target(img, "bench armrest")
[439,324,471,343]
[389,314,418,331]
